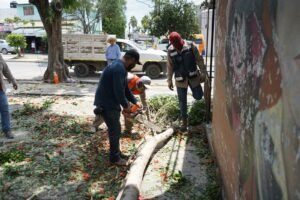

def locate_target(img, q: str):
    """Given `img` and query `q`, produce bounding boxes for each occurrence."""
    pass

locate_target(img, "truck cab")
[116,39,167,78]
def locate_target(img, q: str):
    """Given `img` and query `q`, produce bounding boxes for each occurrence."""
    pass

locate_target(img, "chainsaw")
[124,104,163,133]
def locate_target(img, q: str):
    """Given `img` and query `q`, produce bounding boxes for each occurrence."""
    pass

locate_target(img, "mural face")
[213,0,300,199]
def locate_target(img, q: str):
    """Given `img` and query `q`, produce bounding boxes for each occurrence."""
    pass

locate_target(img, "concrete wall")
[212,0,300,199]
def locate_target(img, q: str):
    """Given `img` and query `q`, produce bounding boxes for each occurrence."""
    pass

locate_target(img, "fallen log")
[117,128,175,200]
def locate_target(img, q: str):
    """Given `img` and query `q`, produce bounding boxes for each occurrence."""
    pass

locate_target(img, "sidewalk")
[140,129,219,199]
[5,54,48,63]
[7,82,97,97]
[5,81,176,99]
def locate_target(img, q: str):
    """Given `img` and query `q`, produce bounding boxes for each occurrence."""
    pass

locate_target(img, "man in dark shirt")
[94,49,141,166]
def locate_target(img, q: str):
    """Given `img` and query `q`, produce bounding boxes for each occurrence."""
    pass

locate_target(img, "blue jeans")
[101,109,121,162]
[0,91,10,132]
[177,85,203,120]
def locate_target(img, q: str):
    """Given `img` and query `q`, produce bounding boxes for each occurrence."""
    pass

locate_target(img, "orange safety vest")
[128,75,141,95]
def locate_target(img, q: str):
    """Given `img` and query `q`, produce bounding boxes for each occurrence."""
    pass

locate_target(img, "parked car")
[63,34,167,79]
[0,39,16,54]
[157,38,170,52]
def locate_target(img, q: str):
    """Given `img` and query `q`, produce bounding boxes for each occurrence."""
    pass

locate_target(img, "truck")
[62,34,167,79]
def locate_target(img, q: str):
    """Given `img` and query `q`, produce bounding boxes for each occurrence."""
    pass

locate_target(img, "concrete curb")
[14,79,98,85]
[10,92,93,97]
[5,59,48,63]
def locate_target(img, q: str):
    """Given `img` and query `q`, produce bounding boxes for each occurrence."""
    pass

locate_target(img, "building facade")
[16,3,41,21]
[213,0,300,199]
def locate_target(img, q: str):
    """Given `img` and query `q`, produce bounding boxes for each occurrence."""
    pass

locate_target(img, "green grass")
[148,96,207,126]
[12,99,55,117]
[0,149,26,165]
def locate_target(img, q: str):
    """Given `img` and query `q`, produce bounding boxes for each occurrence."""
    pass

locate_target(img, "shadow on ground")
[140,128,221,200]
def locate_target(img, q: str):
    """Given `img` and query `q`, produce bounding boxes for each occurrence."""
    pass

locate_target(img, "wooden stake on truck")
[62,34,110,77]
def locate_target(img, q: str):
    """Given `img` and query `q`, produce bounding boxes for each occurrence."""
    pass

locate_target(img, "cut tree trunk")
[117,128,175,200]
[29,0,71,83]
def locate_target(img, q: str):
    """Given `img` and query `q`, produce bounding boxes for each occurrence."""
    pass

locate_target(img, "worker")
[94,49,141,166]
[105,37,121,65]
[0,54,18,139]
[124,73,151,134]
[167,32,208,131]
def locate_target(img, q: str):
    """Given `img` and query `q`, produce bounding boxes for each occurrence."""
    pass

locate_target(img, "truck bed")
[62,34,108,61]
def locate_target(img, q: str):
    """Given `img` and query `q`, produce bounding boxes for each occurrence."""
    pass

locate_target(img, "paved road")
[2,54,213,98]
[5,61,170,84]
[3,60,174,97]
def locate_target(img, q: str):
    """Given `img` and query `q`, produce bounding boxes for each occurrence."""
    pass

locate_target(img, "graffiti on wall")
[213,0,300,199]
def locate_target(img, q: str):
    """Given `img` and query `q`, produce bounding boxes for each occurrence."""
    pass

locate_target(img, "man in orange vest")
[124,73,151,134]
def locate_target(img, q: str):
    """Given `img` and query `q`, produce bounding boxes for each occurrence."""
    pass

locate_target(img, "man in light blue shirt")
[106,37,121,65]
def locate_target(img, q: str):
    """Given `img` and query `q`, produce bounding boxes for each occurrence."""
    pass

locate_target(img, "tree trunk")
[43,15,70,82]
[30,0,71,83]
[117,128,175,200]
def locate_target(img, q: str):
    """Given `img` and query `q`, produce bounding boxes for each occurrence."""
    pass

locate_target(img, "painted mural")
[213,0,300,199]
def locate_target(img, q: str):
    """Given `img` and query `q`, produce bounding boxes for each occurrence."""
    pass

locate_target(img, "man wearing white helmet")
[124,73,151,134]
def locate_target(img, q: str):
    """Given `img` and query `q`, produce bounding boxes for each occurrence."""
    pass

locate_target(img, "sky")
[0,0,202,25]
[126,0,202,25]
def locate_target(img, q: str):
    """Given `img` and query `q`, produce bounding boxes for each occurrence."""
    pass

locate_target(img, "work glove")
[135,102,142,109]
[13,83,18,90]
[168,80,174,91]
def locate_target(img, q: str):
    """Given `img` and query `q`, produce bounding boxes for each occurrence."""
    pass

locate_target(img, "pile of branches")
[147,96,206,126]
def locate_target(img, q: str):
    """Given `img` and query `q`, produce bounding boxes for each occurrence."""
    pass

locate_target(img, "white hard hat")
[139,76,152,89]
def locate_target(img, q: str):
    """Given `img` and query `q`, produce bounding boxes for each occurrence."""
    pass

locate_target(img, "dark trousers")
[176,85,203,120]
[102,109,121,162]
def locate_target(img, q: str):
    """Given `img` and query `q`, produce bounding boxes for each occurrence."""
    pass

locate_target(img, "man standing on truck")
[0,54,18,139]
[124,73,151,134]
[167,32,208,131]
[94,49,142,166]
[105,37,121,65]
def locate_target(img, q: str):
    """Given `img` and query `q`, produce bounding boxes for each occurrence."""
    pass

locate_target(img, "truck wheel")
[1,48,8,54]
[74,63,89,77]
[145,64,161,79]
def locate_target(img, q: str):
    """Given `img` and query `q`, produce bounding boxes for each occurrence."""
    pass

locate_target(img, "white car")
[0,39,16,54]
[157,38,170,52]
[117,39,167,78]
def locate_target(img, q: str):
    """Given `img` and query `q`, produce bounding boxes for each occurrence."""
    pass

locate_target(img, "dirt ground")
[0,94,219,200]
[0,95,147,199]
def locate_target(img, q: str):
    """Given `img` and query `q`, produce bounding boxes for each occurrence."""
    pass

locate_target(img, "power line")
[135,0,154,8]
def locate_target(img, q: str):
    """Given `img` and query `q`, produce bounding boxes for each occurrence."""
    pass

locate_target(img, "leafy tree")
[136,26,142,33]
[200,0,215,9]
[129,16,138,32]
[4,18,14,24]
[66,0,101,34]
[13,17,22,24]
[6,34,27,57]
[150,0,199,39]
[29,0,79,83]
[4,17,31,27]
[141,15,150,33]
[99,0,127,38]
